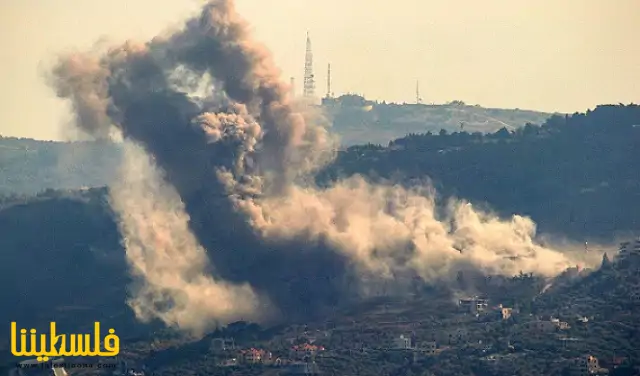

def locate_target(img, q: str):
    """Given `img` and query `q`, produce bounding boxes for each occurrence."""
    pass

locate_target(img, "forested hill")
[0,100,553,195]
[0,138,121,195]
[318,104,640,240]
[1,105,640,374]
[323,96,555,146]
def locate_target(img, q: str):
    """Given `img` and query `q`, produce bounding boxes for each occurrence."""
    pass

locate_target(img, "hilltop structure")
[303,32,315,99]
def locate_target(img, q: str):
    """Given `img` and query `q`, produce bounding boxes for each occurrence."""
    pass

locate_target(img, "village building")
[290,343,325,360]
[569,355,608,375]
[459,296,489,314]
[393,334,412,350]
[238,348,272,364]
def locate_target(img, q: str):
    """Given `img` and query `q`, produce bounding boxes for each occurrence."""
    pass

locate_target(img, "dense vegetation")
[1,103,639,375]
[324,95,555,145]
[0,100,551,195]
[0,188,155,366]
[0,138,121,195]
[106,252,638,376]
[319,103,640,240]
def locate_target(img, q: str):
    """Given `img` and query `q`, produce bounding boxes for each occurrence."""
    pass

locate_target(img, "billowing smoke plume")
[109,141,264,334]
[48,0,592,334]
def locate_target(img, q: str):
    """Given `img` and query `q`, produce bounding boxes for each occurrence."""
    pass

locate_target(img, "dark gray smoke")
[49,1,349,333]
[48,0,596,335]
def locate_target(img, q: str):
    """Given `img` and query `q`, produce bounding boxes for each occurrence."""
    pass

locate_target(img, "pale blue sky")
[1,0,638,140]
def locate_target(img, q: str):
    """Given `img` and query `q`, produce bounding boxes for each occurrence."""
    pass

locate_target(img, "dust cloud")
[48,0,593,334]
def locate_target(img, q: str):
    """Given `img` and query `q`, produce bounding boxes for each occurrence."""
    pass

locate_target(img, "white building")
[394,335,412,349]
[459,297,488,314]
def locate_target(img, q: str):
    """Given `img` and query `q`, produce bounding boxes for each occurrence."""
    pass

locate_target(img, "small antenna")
[416,80,422,104]
[327,63,332,98]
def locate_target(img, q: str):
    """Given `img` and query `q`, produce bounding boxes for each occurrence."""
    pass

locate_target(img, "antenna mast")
[416,80,422,104]
[304,32,315,98]
[327,63,333,98]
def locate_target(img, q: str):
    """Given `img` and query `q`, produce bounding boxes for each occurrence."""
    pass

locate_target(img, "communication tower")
[326,63,333,98]
[304,32,316,98]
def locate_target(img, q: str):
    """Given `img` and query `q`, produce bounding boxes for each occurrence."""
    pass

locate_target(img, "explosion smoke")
[48,0,593,334]
[109,142,263,334]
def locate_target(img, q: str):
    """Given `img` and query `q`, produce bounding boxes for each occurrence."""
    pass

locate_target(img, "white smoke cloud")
[48,0,598,334]
[229,175,578,282]
[108,141,264,335]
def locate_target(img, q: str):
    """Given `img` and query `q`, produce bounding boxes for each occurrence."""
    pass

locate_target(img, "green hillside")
[0,99,554,195]
[1,104,640,375]
[0,137,121,195]
[323,96,557,146]
[318,103,640,240]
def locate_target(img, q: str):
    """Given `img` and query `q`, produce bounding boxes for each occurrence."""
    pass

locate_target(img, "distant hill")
[1,187,637,373]
[0,137,121,195]
[3,188,634,376]
[0,99,555,195]
[2,104,638,241]
[318,103,640,240]
[0,187,159,365]
[322,95,557,146]
[0,103,636,375]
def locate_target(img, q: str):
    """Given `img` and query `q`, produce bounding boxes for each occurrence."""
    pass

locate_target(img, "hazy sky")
[1,0,638,140]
